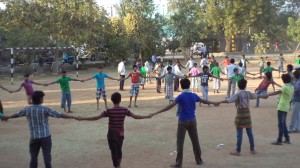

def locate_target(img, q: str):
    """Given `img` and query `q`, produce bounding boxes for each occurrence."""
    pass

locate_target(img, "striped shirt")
[16,105,61,139]
[100,107,132,134]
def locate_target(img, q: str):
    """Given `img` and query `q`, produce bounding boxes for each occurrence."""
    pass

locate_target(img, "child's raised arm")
[77,114,103,121]
[150,102,177,117]
[130,113,152,119]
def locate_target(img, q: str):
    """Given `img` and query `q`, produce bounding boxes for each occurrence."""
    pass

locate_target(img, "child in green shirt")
[266,74,294,145]
[46,71,82,113]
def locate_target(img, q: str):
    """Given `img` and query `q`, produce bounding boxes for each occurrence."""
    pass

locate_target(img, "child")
[238,62,257,76]
[262,61,279,91]
[275,54,286,78]
[255,72,282,107]
[144,60,153,84]
[259,57,265,76]
[82,67,119,110]
[210,63,225,93]
[219,79,267,156]
[188,63,200,92]
[140,65,147,89]
[192,66,220,105]
[77,92,151,168]
[10,74,46,104]
[154,62,163,93]
[200,57,208,69]
[286,64,294,83]
[1,91,77,168]
[266,74,294,145]
[208,55,217,70]
[220,56,230,74]
[294,55,300,66]
[239,55,251,75]
[185,56,195,71]
[123,65,145,108]
[157,66,185,103]
[0,85,10,116]
[45,71,82,113]
[150,78,219,167]
[288,70,300,133]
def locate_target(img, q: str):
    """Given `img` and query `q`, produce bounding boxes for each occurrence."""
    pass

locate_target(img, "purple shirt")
[189,67,200,76]
[21,80,34,95]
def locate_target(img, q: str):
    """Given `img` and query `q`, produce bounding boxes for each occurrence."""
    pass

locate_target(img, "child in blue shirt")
[150,78,219,168]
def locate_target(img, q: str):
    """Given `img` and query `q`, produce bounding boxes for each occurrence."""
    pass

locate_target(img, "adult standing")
[118,58,126,91]
[151,54,157,68]
[144,60,152,84]
[174,61,185,91]
[185,56,195,71]
[226,59,238,98]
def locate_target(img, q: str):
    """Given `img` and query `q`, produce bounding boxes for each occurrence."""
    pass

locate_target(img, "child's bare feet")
[230,151,241,156]
[134,104,138,107]
[128,105,132,108]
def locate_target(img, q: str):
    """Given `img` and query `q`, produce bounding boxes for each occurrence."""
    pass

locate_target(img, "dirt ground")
[0,57,300,168]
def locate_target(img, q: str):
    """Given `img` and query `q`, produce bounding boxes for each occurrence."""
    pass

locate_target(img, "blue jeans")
[277,111,290,143]
[236,128,255,153]
[255,89,267,107]
[30,136,52,168]
[61,92,71,109]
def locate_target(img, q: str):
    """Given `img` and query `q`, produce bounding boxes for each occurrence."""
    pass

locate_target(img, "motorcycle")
[62,53,74,65]
[38,53,54,66]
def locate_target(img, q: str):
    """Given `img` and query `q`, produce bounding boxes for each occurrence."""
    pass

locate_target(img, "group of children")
[0,54,300,168]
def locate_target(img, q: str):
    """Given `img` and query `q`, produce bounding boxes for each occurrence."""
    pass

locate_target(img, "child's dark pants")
[107,130,124,167]
[29,136,52,168]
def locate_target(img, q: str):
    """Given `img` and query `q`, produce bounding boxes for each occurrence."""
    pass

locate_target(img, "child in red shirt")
[255,72,281,107]
[123,65,145,108]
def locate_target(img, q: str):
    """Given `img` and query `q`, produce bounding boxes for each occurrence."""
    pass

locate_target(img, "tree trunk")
[225,36,232,52]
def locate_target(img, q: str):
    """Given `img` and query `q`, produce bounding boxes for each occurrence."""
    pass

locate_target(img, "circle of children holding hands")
[1,54,300,168]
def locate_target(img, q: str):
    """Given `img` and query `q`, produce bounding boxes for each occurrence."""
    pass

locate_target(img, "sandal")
[230,151,241,156]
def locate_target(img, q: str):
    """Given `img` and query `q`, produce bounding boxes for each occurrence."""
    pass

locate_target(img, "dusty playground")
[0,57,300,168]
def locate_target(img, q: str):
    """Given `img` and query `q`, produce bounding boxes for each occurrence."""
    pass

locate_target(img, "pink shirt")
[21,80,34,95]
[189,67,200,76]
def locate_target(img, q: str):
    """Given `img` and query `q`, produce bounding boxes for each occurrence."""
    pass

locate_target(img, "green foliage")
[287,17,300,43]
[167,0,207,48]
[251,31,269,54]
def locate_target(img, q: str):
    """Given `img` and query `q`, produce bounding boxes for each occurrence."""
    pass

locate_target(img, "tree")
[117,0,164,59]
[287,17,300,43]
[167,0,208,53]
[204,0,264,52]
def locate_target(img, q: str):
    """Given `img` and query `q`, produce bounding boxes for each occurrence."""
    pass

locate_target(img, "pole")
[76,48,79,77]
[10,48,14,84]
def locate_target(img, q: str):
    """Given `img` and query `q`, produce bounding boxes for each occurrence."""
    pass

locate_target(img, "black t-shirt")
[198,73,211,86]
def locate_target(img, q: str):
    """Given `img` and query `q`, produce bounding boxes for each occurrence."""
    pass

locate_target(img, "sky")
[0,1,168,16]
[96,0,168,17]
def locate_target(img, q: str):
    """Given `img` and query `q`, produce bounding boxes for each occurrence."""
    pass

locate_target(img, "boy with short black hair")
[45,71,82,113]
[266,74,294,145]
[82,66,119,110]
[210,63,225,93]
[1,91,77,168]
[188,63,200,92]
[150,78,219,167]
[219,79,267,156]
[78,92,151,168]
[123,65,145,108]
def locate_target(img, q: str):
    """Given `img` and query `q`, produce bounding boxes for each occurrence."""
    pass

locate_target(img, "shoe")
[271,141,282,145]
[170,163,181,168]
[250,150,256,154]
[283,140,291,144]
[230,151,241,156]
